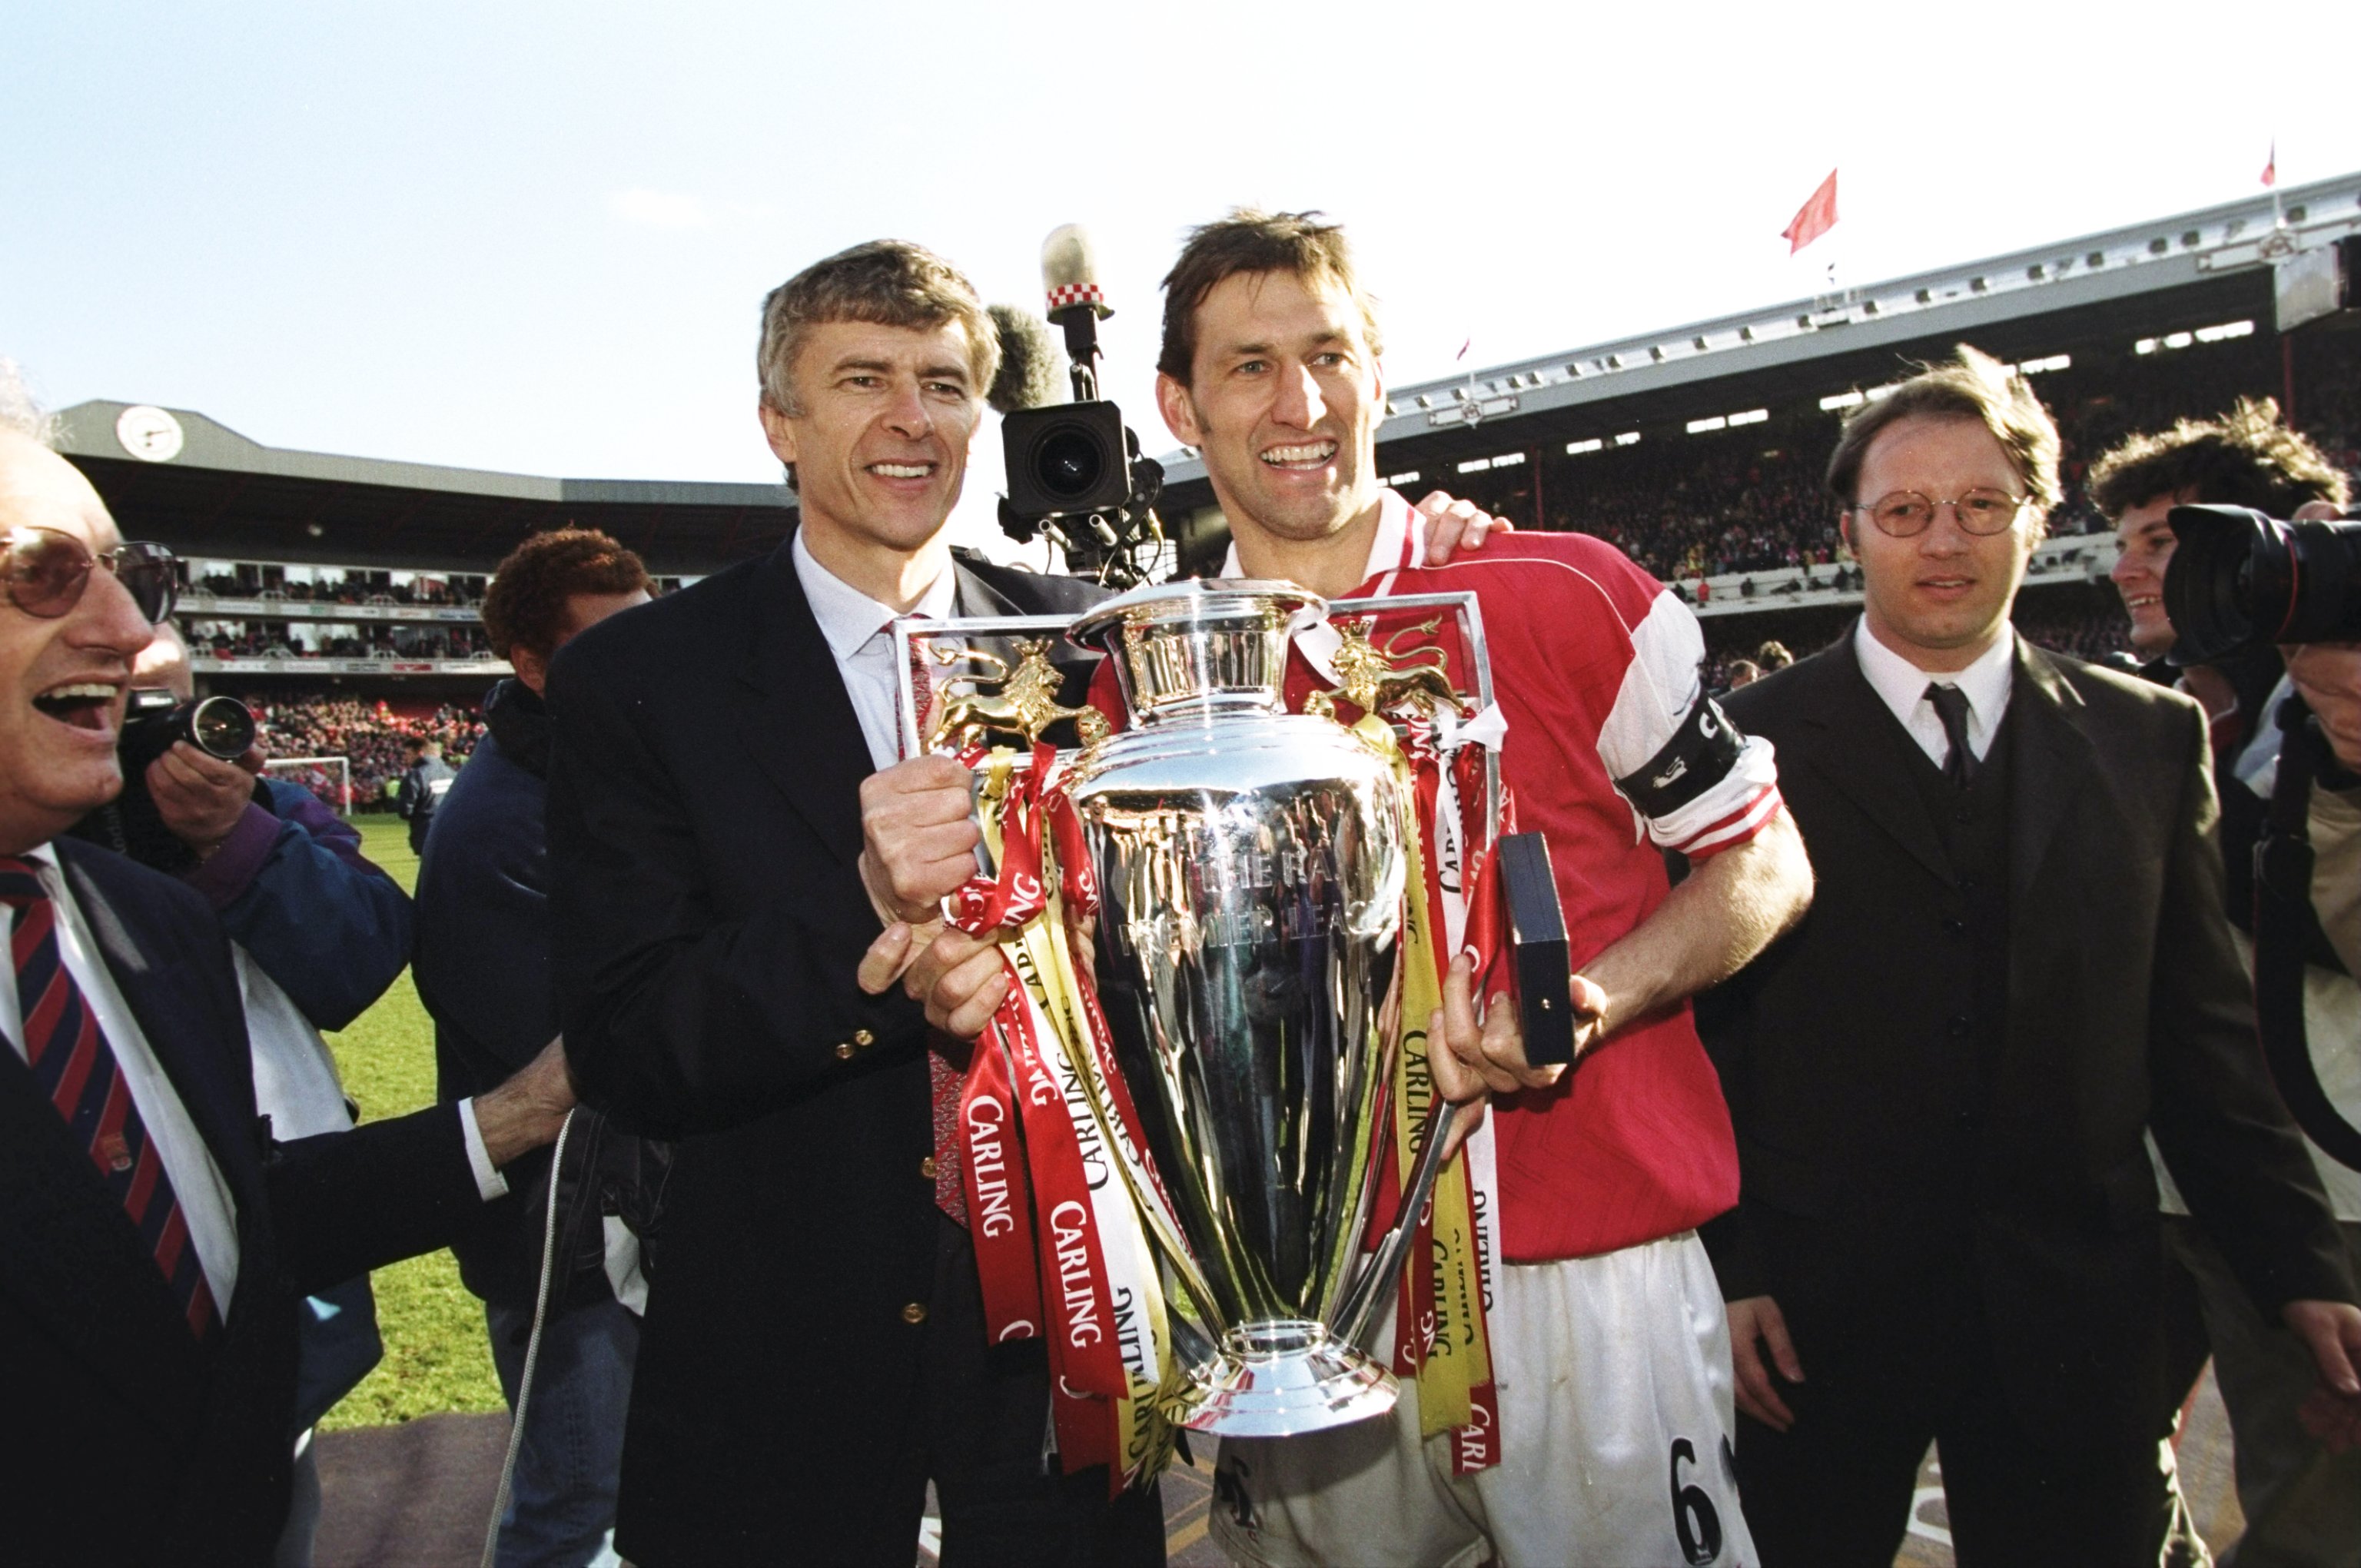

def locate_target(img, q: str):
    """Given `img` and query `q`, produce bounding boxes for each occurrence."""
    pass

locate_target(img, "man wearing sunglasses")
[1692,347,2359,1564]
[0,399,578,1560]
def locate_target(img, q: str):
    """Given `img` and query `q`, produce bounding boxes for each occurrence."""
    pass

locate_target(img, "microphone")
[986,304,1064,414]
[1041,224,1109,401]
[1041,224,1111,324]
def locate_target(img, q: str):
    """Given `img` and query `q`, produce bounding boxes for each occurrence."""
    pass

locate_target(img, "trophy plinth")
[1180,1320,1396,1437]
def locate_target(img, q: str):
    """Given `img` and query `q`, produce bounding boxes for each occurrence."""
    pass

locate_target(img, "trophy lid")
[1068,580,1324,722]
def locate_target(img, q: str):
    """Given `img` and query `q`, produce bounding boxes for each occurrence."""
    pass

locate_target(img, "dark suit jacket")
[0,839,483,1566]
[1695,631,2353,1450]
[546,537,1107,1565]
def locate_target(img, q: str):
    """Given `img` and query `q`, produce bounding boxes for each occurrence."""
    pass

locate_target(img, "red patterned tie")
[0,857,218,1338]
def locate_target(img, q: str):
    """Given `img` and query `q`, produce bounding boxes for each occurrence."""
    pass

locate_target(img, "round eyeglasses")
[2,528,179,625]
[1855,489,2028,537]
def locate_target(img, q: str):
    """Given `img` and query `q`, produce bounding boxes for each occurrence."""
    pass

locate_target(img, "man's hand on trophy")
[1413,492,1513,566]
[858,755,984,926]
[857,919,1008,1039]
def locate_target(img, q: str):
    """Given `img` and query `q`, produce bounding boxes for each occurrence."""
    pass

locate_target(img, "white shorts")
[1207,1231,1757,1568]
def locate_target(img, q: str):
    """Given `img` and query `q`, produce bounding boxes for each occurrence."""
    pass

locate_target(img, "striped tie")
[0,857,218,1339]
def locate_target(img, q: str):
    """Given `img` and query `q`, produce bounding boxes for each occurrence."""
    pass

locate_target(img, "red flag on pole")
[2261,141,2276,188]
[1783,170,1839,254]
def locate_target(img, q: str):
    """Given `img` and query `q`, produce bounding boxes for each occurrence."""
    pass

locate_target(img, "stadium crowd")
[244,689,486,807]
[1450,328,2361,585]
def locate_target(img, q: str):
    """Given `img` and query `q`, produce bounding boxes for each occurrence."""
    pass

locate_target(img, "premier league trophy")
[896,580,1500,1440]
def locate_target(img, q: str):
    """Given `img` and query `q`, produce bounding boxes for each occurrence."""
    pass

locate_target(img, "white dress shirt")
[1851,619,2017,771]
[792,530,957,770]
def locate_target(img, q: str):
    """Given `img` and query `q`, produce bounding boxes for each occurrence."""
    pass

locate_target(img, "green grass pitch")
[317,816,505,1430]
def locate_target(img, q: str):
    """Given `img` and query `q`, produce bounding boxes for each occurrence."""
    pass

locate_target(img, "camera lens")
[1036,426,1106,500]
[188,696,257,759]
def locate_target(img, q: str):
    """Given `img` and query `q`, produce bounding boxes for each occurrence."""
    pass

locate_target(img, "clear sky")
[8,0,2360,553]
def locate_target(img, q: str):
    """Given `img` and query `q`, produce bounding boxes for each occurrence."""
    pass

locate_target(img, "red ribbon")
[959,1038,1041,1343]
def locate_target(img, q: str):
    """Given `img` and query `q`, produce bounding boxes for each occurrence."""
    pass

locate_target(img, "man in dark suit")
[545,240,1158,1568]
[1693,347,2361,1566]
[0,414,576,1563]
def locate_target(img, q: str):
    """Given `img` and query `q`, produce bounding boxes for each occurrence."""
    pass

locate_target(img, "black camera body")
[71,690,259,872]
[1003,400,1134,522]
[2164,503,2361,665]
[995,227,1167,586]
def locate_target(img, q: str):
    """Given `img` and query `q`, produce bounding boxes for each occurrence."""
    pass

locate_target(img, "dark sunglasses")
[2,527,178,625]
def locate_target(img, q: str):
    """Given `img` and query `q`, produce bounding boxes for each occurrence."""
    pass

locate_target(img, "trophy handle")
[1333,1098,1461,1352]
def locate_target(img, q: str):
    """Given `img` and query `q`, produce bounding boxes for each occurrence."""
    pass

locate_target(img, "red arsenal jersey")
[1164,491,1784,1262]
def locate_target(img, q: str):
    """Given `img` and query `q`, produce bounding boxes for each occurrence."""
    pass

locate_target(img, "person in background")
[396,733,453,855]
[2091,403,2361,1566]
[131,620,416,1566]
[416,527,653,1568]
[1697,347,2358,1566]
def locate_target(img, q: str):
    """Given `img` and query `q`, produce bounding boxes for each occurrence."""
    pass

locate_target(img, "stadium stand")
[41,174,2361,809]
[1151,171,2361,686]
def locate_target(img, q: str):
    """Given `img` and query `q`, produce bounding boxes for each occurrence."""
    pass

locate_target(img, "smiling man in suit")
[543,241,1154,1568]
[1693,346,2361,1566]
[0,379,576,1564]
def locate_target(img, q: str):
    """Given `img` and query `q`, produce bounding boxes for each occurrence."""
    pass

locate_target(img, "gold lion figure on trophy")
[926,637,1111,751]
[1303,617,1463,722]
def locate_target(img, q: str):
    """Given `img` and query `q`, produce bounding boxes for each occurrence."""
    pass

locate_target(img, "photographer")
[130,623,416,1566]
[2092,405,2361,1563]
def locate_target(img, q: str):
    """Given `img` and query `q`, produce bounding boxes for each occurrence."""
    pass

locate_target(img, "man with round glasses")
[1692,346,2359,1564]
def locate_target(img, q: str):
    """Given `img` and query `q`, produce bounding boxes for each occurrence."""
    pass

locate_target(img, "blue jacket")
[184,776,413,1031]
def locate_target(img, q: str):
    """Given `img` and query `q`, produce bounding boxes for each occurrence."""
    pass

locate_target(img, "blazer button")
[1949,1015,1972,1038]
[834,1041,855,1060]
[1944,917,1968,938]
[920,1155,938,1181]
[855,1028,876,1048]
[902,1301,928,1324]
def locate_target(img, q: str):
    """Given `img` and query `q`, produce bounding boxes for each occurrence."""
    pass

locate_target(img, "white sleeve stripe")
[1674,784,1782,855]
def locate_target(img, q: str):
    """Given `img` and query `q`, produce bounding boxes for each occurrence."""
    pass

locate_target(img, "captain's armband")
[1614,696,1745,820]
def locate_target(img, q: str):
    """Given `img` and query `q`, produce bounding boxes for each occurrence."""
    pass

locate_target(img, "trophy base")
[1177,1319,1400,1438]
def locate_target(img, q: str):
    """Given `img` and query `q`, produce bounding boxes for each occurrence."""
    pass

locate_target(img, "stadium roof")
[1157,171,2361,496]
[53,401,796,575]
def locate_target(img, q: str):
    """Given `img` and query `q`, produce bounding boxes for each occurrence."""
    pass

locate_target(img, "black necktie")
[1926,684,1976,789]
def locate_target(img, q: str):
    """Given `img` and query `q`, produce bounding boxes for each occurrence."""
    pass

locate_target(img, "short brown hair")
[1158,209,1383,385]
[1825,345,2063,519]
[2086,397,2349,520]
[756,240,998,417]
[482,529,650,660]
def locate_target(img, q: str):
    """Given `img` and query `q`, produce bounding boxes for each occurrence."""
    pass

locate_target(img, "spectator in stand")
[1755,640,1794,673]
[416,528,655,1568]
[2089,400,2360,1568]
[1727,658,1765,689]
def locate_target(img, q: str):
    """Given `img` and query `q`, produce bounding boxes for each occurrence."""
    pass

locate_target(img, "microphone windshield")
[1041,224,1107,317]
[986,304,1064,414]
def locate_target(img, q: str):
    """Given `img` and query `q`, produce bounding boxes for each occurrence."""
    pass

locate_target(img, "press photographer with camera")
[2097,404,2361,1558]
[113,622,420,1564]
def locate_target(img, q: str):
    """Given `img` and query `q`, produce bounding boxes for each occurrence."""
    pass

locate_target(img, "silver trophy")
[896,580,1493,1437]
